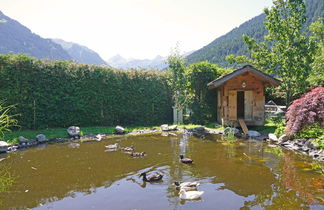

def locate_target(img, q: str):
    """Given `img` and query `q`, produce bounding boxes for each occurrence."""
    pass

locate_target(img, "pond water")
[0,133,323,209]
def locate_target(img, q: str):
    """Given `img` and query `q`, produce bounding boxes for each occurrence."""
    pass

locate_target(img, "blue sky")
[1,0,273,60]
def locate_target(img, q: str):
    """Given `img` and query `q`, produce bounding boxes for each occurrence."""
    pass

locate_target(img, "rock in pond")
[19,136,29,144]
[0,141,9,153]
[67,126,81,137]
[268,133,278,143]
[161,124,178,132]
[279,134,289,142]
[36,134,47,142]
[247,130,261,137]
[115,126,125,134]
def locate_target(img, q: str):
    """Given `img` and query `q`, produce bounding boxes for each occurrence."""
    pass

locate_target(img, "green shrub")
[297,123,323,139]
[0,54,173,129]
[274,121,286,137]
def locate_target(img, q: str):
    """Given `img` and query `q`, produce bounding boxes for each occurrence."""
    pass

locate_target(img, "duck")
[175,185,197,191]
[131,152,146,157]
[174,181,200,188]
[179,189,204,200]
[139,172,163,182]
[105,143,119,150]
[96,134,103,141]
[121,145,135,152]
[179,155,193,164]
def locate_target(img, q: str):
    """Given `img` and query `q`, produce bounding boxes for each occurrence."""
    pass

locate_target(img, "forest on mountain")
[186,0,324,67]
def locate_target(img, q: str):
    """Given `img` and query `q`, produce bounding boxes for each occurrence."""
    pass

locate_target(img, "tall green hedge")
[0,54,173,129]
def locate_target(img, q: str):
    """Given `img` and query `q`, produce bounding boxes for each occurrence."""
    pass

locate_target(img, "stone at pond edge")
[67,126,80,137]
[224,127,240,136]
[115,126,125,134]
[19,136,29,144]
[36,134,47,142]
[247,130,261,137]
[279,134,289,142]
[268,133,278,142]
[160,124,177,131]
[193,126,205,132]
[0,141,9,153]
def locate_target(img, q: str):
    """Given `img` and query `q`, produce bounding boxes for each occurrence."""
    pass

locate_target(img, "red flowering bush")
[285,87,324,137]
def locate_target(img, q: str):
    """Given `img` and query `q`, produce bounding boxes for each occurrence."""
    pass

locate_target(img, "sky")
[1,0,273,60]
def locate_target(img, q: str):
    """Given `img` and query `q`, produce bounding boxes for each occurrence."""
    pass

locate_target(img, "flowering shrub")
[285,87,324,137]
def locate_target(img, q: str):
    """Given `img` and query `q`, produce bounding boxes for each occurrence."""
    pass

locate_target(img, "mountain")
[186,0,324,67]
[0,11,71,60]
[51,39,108,66]
[107,55,168,70]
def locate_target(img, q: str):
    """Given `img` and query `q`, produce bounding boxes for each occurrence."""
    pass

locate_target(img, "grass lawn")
[249,119,281,134]
[2,122,224,145]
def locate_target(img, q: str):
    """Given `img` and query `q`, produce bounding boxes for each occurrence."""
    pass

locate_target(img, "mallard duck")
[139,172,163,182]
[121,145,135,152]
[131,152,146,157]
[105,143,119,150]
[179,189,204,200]
[174,181,200,188]
[179,155,193,164]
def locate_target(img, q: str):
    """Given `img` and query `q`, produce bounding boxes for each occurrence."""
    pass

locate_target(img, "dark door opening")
[237,91,244,119]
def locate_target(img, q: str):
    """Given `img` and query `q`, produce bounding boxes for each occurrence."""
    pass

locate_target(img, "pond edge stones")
[36,134,47,143]
[67,126,81,138]
[115,126,125,134]
[0,141,9,153]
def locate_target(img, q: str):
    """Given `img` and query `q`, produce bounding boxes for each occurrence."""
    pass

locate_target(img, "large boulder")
[18,136,29,144]
[67,126,80,137]
[36,134,47,142]
[279,134,289,142]
[247,130,261,137]
[0,141,9,153]
[161,124,169,131]
[115,126,125,134]
[268,133,278,142]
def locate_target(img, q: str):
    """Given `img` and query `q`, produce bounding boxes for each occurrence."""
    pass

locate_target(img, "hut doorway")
[237,91,245,119]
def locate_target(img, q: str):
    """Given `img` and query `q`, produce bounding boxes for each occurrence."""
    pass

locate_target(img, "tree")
[308,18,324,87]
[227,0,318,106]
[167,46,188,110]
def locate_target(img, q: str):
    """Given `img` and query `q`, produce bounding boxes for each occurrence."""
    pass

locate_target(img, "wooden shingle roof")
[207,65,281,89]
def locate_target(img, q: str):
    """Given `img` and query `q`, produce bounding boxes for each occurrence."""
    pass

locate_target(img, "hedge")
[0,54,173,129]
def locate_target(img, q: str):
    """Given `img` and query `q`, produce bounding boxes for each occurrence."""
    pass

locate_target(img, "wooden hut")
[207,65,280,127]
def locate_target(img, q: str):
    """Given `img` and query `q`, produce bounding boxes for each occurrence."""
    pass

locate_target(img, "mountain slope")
[187,0,324,67]
[0,11,71,60]
[107,55,168,70]
[52,39,107,65]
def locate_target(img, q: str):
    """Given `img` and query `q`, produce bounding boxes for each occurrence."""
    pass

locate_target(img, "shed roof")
[207,65,281,89]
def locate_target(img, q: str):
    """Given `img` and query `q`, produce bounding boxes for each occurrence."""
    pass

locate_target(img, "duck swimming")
[139,172,163,182]
[121,145,135,152]
[105,143,119,150]
[131,152,146,157]
[174,181,200,188]
[179,189,204,200]
[175,185,197,191]
[179,155,193,164]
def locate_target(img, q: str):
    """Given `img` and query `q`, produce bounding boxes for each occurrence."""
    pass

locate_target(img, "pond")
[0,133,323,209]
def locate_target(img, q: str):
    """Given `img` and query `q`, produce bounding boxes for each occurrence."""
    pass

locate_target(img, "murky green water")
[0,133,323,209]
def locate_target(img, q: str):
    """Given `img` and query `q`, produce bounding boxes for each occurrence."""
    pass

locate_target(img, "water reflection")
[0,134,322,209]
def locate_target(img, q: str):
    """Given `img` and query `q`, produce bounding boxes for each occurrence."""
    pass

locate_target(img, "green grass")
[2,125,161,145]
[2,123,224,145]
[250,119,281,134]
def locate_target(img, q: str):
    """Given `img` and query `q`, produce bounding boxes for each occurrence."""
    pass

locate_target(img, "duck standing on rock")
[139,172,163,182]
[105,143,119,150]
[179,155,193,164]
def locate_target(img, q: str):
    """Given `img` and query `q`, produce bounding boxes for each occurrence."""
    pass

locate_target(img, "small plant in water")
[225,127,235,142]
[0,166,14,193]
